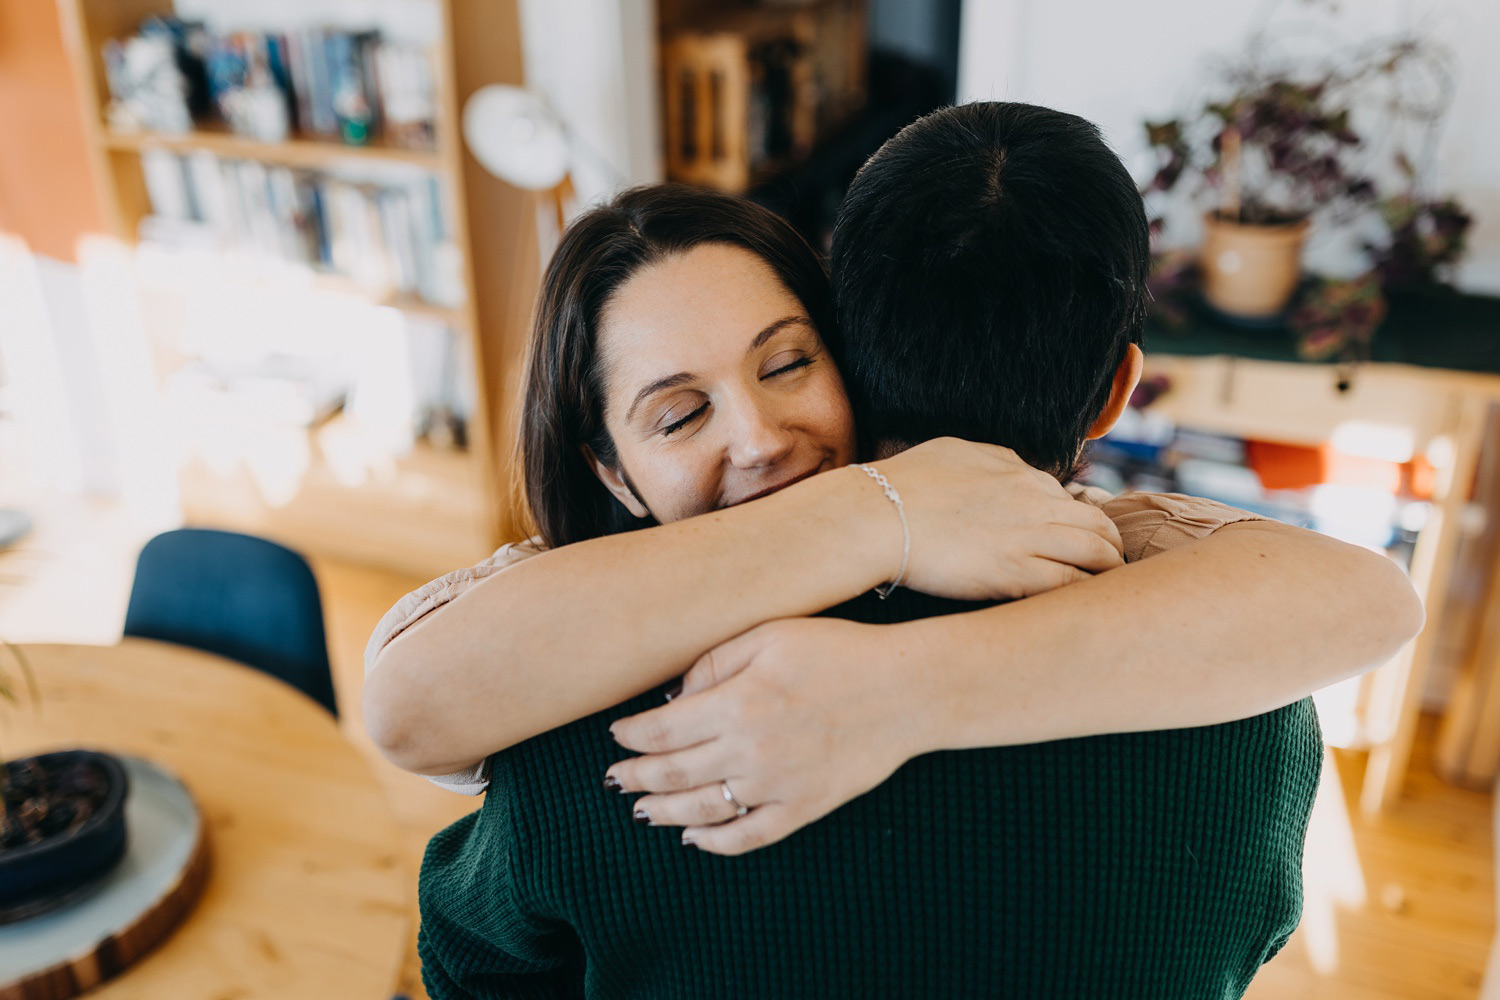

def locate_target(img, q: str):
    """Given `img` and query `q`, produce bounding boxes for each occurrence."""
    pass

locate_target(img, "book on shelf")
[138,148,462,308]
[108,16,437,151]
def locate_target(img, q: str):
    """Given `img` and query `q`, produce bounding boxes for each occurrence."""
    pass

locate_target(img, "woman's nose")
[724,398,796,469]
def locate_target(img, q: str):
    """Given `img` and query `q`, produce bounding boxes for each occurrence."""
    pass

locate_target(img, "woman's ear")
[1085,343,1145,441]
[582,445,652,519]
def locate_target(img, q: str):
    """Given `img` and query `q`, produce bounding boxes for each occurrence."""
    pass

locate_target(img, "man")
[417,103,1324,998]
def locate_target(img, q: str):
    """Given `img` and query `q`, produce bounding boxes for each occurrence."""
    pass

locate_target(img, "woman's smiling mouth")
[722,464,826,508]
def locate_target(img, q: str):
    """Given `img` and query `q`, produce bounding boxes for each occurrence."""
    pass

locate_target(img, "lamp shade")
[461,85,570,191]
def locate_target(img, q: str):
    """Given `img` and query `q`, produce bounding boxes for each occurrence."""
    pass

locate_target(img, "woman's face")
[589,243,856,524]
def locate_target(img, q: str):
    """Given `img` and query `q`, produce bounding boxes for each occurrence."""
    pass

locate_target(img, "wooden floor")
[0,484,1492,998]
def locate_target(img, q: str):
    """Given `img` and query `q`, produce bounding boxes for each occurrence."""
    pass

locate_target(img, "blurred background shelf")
[57,0,541,578]
[102,124,445,171]
[175,413,491,579]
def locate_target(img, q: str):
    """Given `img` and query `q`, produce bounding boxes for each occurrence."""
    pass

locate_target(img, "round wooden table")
[4,641,408,998]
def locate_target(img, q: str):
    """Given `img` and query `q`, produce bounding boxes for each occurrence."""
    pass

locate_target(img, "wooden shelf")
[61,0,543,572]
[309,274,470,328]
[103,124,444,172]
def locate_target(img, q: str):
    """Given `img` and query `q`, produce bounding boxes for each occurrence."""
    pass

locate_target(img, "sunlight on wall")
[77,234,182,529]
[0,235,85,494]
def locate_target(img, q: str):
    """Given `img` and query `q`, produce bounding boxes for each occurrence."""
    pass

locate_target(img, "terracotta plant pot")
[1199,212,1310,319]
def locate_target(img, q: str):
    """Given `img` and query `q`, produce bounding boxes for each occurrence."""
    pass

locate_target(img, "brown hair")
[517,184,836,549]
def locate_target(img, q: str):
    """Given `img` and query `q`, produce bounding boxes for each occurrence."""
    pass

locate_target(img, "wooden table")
[4,641,408,998]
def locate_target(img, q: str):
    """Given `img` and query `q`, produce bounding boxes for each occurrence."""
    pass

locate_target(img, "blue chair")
[123,528,338,716]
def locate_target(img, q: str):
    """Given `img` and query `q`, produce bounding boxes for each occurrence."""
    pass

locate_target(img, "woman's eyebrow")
[624,316,812,423]
[626,371,696,423]
[746,315,811,353]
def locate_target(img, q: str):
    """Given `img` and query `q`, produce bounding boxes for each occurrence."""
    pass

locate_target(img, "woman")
[365,184,1421,856]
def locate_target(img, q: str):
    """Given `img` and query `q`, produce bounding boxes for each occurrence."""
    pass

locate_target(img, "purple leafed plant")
[1141,4,1474,365]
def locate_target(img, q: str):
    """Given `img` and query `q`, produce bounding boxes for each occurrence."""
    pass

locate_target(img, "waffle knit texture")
[417,587,1323,1000]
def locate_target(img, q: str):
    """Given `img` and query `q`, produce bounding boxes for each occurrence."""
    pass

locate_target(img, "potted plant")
[0,642,131,923]
[1142,22,1461,321]
[1287,190,1471,376]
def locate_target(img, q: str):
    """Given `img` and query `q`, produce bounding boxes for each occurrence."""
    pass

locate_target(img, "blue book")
[264,34,299,131]
[308,182,332,265]
[303,27,335,136]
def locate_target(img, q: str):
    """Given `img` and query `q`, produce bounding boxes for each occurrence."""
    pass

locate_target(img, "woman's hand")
[604,617,923,856]
[863,437,1124,602]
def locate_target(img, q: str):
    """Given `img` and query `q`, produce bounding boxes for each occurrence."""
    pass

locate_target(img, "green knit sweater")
[418,591,1323,999]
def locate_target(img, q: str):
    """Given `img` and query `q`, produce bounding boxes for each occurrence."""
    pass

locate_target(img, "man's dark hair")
[830,101,1150,481]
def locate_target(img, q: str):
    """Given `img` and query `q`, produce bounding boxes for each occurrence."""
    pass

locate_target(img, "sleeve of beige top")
[1069,486,1270,564]
[362,537,546,796]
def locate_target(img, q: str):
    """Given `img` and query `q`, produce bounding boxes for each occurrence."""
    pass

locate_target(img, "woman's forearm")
[367,466,895,773]
[898,519,1425,756]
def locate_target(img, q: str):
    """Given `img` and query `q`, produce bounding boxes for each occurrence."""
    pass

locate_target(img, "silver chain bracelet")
[853,463,909,599]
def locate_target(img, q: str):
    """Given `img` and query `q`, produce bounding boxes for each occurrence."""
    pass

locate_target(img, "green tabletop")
[1146,291,1500,376]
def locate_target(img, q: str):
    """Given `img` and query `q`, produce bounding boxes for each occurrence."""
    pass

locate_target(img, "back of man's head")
[830,101,1149,480]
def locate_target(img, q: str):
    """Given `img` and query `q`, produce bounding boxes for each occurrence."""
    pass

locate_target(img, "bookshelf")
[101,124,446,171]
[57,0,540,578]
[658,0,867,192]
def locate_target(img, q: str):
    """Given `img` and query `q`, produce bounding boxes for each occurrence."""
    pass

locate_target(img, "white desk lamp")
[461,85,575,234]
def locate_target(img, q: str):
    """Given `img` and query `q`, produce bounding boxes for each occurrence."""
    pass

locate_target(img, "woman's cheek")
[812,372,857,458]
[655,446,723,522]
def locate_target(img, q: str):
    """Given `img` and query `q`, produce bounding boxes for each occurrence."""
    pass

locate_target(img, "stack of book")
[139,149,461,307]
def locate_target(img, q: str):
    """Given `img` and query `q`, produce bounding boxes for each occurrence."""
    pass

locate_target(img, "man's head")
[830,102,1149,481]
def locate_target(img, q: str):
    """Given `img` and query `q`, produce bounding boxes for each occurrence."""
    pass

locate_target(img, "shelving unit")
[1139,289,1500,811]
[658,0,867,192]
[102,125,446,172]
[57,0,539,577]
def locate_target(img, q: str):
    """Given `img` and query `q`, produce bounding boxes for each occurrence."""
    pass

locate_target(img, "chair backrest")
[123,528,338,716]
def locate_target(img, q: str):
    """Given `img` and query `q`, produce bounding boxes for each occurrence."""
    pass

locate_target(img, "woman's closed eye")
[761,354,815,379]
[657,354,817,436]
[660,400,709,436]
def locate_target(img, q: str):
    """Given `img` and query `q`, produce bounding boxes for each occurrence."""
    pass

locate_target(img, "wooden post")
[1435,401,1500,786]
[1361,391,1490,815]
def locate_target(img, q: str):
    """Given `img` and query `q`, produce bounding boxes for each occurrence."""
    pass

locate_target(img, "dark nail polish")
[633,809,651,826]
[682,836,698,850]
[664,681,683,702]
[603,774,622,793]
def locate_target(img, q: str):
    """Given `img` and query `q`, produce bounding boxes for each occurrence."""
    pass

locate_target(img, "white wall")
[517,0,663,210]
[958,0,1500,294]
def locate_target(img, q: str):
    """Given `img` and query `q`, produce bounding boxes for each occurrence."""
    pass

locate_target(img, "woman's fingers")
[605,738,728,794]
[681,802,798,856]
[1034,523,1127,575]
[632,778,766,829]
[610,687,728,753]
[677,623,771,699]
[677,647,720,700]
[1052,497,1125,556]
[1013,559,1094,596]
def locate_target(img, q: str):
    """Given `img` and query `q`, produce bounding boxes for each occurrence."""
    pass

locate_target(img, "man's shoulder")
[487,686,670,813]
[1067,486,1270,561]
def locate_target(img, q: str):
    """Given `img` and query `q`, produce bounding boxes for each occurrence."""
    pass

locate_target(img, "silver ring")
[721,780,751,817]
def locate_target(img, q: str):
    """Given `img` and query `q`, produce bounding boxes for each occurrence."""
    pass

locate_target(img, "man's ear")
[1085,343,1145,440]
[582,445,652,519]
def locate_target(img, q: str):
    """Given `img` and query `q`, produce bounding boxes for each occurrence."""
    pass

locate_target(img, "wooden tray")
[0,755,210,1000]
